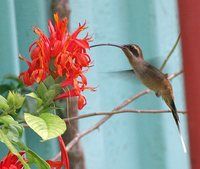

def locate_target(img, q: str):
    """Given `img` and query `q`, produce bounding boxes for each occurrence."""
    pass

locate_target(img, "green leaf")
[0,115,23,142]
[43,85,62,105]
[26,92,43,108]
[7,91,25,109]
[0,95,9,111]
[36,82,48,100]
[49,84,62,96]
[5,124,23,142]
[0,115,18,125]
[6,91,25,115]
[0,84,12,94]
[44,75,55,87]
[0,129,30,169]
[27,148,51,169]
[34,79,62,107]
[4,74,23,85]
[0,129,18,153]
[24,113,66,140]
[15,142,50,169]
[44,90,56,104]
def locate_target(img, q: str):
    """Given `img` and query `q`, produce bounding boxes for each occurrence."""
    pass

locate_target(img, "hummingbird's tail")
[164,97,187,153]
[170,99,179,130]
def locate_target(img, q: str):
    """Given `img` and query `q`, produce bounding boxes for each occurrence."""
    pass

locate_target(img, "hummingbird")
[90,43,187,152]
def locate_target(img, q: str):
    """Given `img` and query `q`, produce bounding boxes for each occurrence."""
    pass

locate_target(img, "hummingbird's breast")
[133,61,171,94]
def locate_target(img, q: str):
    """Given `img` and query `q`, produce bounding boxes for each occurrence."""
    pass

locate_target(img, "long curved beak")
[90,43,125,50]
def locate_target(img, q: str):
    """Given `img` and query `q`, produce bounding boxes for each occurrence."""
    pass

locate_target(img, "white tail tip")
[179,132,187,153]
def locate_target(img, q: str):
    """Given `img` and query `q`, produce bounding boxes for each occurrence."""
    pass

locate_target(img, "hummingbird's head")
[122,44,144,60]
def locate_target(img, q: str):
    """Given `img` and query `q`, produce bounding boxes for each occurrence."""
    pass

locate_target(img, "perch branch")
[65,109,185,122]
[22,108,186,128]
[52,69,183,160]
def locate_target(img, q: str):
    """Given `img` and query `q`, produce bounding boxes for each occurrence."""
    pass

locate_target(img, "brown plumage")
[122,44,186,152]
[122,45,176,114]
[90,43,186,152]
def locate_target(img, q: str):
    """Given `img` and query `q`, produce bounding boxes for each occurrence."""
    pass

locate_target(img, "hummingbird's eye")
[127,45,140,57]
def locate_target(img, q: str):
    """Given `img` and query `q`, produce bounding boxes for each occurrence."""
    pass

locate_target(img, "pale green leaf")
[36,82,48,100]
[44,75,55,87]
[24,113,66,140]
[0,115,23,142]
[7,91,25,109]
[0,129,30,169]
[26,92,43,107]
[0,95,9,111]
[26,148,50,169]
[5,124,23,142]
[49,84,62,97]
[0,115,18,125]
[44,90,56,104]
[14,142,50,169]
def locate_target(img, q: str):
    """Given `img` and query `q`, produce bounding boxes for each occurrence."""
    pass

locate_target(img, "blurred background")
[0,0,190,169]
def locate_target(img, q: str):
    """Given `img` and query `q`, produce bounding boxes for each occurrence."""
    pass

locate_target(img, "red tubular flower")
[0,151,27,169]
[46,136,70,169]
[19,13,94,109]
[0,137,69,169]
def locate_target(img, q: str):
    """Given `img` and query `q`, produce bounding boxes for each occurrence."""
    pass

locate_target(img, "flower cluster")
[0,151,27,169]
[0,136,69,169]
[19,13,94,109]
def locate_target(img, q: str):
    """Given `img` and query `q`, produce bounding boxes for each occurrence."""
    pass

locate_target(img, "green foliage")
[24,113,66,140]
[0,75,66,167]
[26,92,43,109]
[0,84,12,95]
[0,75,25,96]
[35,78,62,106]
[0,91,25,115]
[15,142,51,169]
[0,130,30,169]
[24,77,62,115]
[26,148,51,169]
[0,95,9,112]
[36,82,48,100]
[0,115,23,142]
[0,115,29,168]
[7,91,25,114]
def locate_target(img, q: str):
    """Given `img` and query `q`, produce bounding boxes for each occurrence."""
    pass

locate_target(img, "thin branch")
[65,109,185,122]
[22,109,186,128]
[52,70,183,160]
[160,33,181,71]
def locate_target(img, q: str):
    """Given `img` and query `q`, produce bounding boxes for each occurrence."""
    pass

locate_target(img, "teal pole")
[0,0,19,79]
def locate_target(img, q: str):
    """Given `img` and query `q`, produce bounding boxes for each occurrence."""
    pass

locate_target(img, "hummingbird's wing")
[98,56,161,74]
[104,69,134,74]
[133,61,166,92]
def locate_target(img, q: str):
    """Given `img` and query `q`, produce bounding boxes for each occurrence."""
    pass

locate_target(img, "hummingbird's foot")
[155,92,161,97]
[164,73,169,78]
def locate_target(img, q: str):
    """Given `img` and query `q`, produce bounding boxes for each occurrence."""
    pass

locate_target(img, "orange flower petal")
[19,13,94,110]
